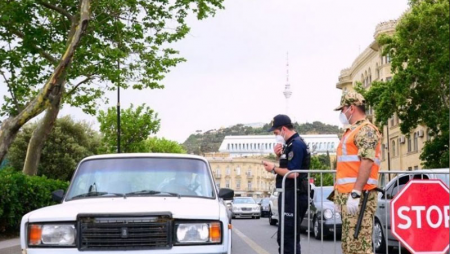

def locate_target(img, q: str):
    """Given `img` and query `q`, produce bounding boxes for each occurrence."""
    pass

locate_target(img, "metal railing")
[278,169,449,254]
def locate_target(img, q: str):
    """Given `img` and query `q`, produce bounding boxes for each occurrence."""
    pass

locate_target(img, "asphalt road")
[231,216,412,254]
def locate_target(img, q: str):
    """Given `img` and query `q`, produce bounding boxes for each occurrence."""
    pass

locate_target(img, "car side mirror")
[219,188,234,200]
[52,189,65,203]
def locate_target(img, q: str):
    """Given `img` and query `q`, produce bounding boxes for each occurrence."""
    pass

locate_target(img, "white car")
[20,154,234,254]
[231,197,261,219]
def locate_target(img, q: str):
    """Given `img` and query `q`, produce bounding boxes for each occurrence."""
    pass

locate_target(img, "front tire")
[373,219,388,253]
[313,217,322,240]
[269,209,277,225]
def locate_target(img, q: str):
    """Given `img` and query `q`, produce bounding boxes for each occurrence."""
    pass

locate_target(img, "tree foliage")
[97,104,160,153]
[0,0,224,163]
[145,137,186,154]
[360,0,449,168]
[7,116,100,181]
[310,155,334,186]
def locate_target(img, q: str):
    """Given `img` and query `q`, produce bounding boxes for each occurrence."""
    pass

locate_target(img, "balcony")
[214,173,221,179]
[246,172,253,179]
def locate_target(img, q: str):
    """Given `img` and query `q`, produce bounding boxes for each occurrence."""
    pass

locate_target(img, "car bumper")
[232,211,260,218]
[22,245,228,254]
[322,221,342,235]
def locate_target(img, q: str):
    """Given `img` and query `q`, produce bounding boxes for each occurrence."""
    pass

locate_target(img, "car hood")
[313,201,335,210]
[232,204,259,208]
[26,197,220,222]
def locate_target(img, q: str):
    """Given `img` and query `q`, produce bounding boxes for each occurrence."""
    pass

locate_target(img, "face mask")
[275,129,286,145]
[339,107,352,125]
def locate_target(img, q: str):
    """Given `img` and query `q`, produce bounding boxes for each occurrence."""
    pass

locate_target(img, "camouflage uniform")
[334,91,382,254]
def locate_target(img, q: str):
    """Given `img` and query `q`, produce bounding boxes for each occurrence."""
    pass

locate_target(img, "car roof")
[80,153,208,164]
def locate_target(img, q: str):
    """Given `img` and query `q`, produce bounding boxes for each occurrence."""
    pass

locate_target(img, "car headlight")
[252,207,259,211]
[28,224,76,246]
[323,209,333,220]
[175,222,221,244]
[334,212,341,219]
[233,207,239,212]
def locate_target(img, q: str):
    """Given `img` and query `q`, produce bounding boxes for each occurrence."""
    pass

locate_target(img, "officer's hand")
[274,144,283,156]
[346,194,360,216]
[261,161,274,172]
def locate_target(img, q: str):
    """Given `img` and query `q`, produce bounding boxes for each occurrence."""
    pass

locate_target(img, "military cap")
[334,91,366,111]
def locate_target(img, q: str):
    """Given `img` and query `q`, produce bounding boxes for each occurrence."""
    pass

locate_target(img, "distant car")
[231,197,261,219]
[300,186,341,239]
[259,198,271,217]
[373,169,449,253]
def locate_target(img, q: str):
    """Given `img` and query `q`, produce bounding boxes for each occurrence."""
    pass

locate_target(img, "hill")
[182,121,342,155]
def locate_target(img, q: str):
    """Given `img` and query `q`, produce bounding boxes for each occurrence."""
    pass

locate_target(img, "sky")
[0,0,409,143]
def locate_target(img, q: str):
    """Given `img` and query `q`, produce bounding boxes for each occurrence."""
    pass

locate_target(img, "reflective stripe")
[337,155,360,162]
[374,158,381,166]
[336,177,378,185]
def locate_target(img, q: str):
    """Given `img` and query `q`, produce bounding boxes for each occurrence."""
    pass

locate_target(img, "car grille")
[78,213,172,251]
[241,208,251,211]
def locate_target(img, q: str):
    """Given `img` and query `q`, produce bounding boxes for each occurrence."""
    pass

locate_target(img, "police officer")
[333,91,382,254]
[262,114,310,254]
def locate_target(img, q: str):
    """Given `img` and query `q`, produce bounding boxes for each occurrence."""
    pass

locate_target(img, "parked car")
[300,186,342,239]
[260,198,271,217]
[231,197,261,219]
[20,154,234,254]
[269,183,316,226]
[373,169,449,253]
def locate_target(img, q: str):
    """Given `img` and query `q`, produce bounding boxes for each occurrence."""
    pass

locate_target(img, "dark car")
[372,169,449,253]
[300,186,342,239]
[259,198,270,217]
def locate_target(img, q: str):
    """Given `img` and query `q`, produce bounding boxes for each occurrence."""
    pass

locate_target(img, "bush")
[0,169,69,234]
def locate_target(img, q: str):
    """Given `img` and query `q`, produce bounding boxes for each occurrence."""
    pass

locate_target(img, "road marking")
[233,228,271,254]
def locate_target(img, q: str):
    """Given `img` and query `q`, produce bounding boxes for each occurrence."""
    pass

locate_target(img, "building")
[336,18,429,171]
[218,135,340,158]
[206,154,276,198]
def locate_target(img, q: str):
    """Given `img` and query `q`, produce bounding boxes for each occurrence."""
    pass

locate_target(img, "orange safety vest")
[336,122,381,193]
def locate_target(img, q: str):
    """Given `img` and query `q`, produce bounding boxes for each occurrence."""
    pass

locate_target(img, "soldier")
[333,91,382,254]
[262,114,311,254]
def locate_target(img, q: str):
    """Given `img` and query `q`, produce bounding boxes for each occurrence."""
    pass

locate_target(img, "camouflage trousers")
[335,190,378,254]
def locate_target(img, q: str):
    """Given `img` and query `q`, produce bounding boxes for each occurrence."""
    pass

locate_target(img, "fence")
[278,169,449,254]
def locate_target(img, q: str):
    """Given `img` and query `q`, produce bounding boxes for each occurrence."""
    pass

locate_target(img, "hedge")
[0,168,69,234]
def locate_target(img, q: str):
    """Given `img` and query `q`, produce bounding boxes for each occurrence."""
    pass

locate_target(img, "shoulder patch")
[288,151,294,160]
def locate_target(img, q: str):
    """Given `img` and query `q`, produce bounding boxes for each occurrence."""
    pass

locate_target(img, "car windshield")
[314,187,333,202]
[233,198,255,204]
[261,198,270,205]
[65,157,215,200]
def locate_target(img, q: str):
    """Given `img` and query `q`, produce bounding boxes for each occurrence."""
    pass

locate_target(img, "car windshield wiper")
[70,191,125,200]
[125,190,180,198]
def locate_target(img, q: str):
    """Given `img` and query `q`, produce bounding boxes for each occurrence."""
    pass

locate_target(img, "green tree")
[145,137,186,154]
[7,116,100,181]
[98,104,160,153]
[310,156,334,186]
[0,0,224,170]
[359,0,449,168]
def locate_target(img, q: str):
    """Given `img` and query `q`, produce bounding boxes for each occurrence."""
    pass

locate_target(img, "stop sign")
[391,179,450,254]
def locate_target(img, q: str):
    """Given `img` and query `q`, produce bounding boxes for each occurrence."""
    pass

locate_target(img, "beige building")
[205,153,276,198]
[336,19,430,171]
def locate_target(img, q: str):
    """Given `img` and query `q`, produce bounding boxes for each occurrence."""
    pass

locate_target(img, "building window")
[408,167,412,171]
[427,129,432,141]
[248,181,252,191]
[236,167,241,175]
[386,76,392,81]
[226,180,230,188]
[414,133,418,152]
[226,167,230,175]
[392,140,396,157]
[236,180,241,190]
[414,165,419,170]
[407,135,412,152]
[390,117,394,127]
[376,63,380,79]
[381,144,385,161]
[386,54,391,63]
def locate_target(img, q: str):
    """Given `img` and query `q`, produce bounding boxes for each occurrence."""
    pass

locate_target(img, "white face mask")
[339,107,352,125]
[275,129,286,145]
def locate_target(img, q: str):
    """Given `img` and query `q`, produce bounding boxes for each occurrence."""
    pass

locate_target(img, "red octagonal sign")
[391,179,450,254]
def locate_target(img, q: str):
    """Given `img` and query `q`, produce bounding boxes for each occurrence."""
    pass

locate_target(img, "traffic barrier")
[278,169,449,254]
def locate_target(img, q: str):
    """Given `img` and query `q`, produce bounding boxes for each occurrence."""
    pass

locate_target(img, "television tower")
[283,52,292,115]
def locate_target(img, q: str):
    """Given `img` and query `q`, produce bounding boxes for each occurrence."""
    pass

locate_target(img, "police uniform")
[334,92,382,254]
[276,133,311,254]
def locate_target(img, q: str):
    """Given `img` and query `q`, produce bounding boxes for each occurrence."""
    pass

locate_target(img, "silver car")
[231,197,261,219]
[373,169,449,253]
